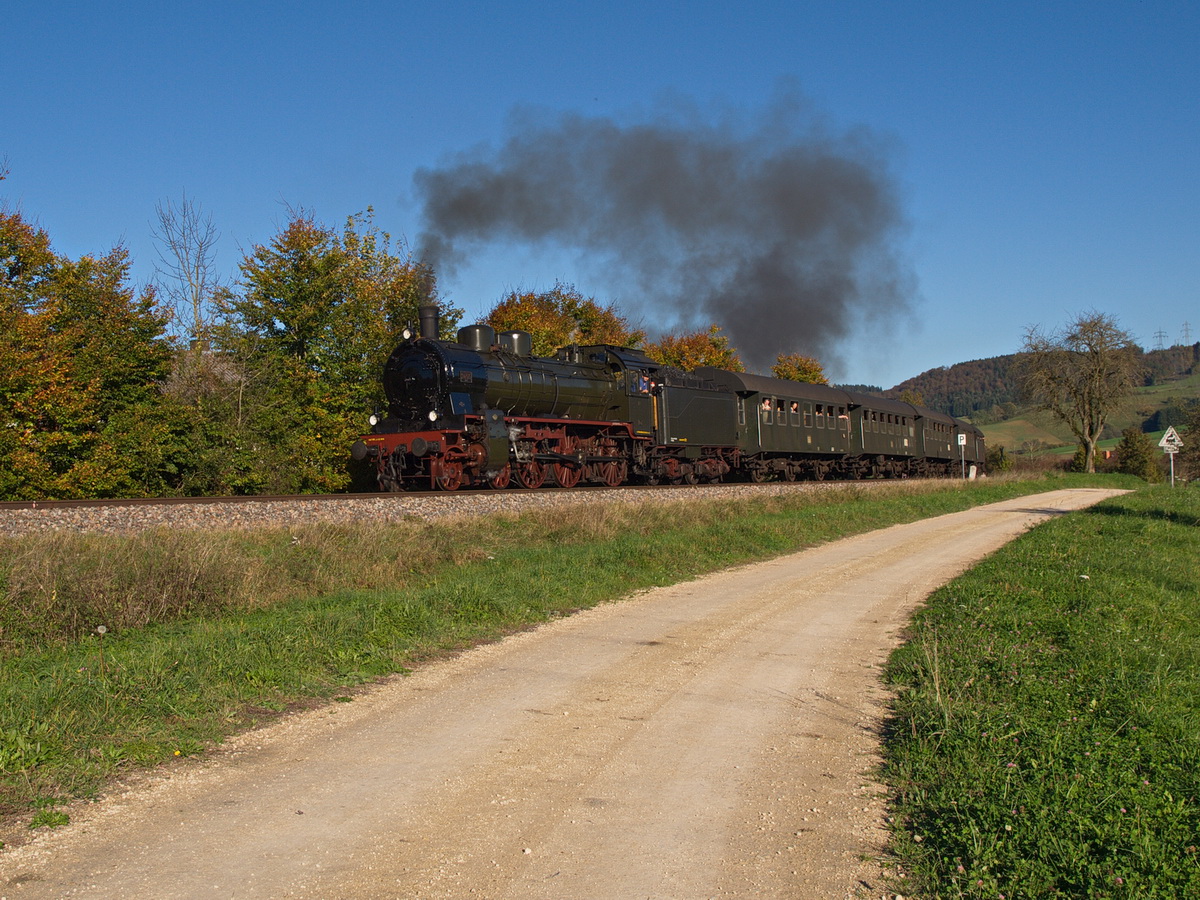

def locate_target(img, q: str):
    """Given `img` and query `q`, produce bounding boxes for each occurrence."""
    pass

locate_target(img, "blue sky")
[4,1,1197,388]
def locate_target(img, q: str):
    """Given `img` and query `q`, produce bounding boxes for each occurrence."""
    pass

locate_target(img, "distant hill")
[888,356,1023,418]
[886,343,1200,425]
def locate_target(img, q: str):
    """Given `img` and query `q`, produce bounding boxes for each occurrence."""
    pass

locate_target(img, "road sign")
[1158,426,1184,487]
[1158,426,1184,452]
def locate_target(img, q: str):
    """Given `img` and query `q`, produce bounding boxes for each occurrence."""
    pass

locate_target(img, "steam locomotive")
[351,305,986,491]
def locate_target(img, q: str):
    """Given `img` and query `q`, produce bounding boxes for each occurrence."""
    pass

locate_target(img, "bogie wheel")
[517,460,546,489]
[782,466,797,482]
[488,464,512,490]
[749,466,770,483]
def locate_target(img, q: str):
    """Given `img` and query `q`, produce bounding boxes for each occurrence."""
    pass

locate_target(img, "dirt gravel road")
[0,488,1123,900]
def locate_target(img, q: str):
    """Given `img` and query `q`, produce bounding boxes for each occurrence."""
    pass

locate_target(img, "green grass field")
[883,485,1199,897]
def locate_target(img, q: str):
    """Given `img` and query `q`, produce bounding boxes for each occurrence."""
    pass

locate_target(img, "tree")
[202,208,458,493]
[1176,401,1200,483]
[152,193,222,351]
[1018,311,1143,473]
[484,283,644,356]
[1,209,57,313]
[644,325,744,372]
[1114,427,1162,482]
[771,352,828,384]
[218,211,347,362]
[0,224,180,499]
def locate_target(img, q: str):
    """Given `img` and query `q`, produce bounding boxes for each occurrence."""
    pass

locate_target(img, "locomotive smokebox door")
[483,409,510,476]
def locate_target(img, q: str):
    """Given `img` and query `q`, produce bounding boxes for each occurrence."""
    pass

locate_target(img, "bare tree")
[152,193,221,351]
[1019,311,1143,473]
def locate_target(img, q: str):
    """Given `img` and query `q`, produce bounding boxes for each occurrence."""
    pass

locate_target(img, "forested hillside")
[889,356,1023,418]
[890,344,1200,422]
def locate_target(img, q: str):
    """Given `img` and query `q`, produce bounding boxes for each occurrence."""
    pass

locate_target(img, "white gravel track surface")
[0,488,1123,899]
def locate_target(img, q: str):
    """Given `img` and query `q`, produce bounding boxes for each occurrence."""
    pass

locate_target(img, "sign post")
[1158,426,1184,487]
[957,432,967,479]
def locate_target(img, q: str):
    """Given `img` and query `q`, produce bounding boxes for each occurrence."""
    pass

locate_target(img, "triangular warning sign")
[1158,426,1184,449]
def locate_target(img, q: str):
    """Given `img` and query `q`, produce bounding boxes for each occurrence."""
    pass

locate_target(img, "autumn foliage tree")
[0,210,180,499]
[484,283,644,356]
[644,325,744,372]
[771,352,828,384]
[192,209,458,494]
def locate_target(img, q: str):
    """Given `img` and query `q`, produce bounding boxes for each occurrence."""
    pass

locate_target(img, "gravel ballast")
[0,482,887,537]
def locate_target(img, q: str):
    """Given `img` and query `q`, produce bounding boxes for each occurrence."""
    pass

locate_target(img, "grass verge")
[0,474,1133,839]
[882,485,1200,897]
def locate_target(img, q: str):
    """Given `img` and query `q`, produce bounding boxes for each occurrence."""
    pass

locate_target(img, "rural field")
[0,474,1195,897]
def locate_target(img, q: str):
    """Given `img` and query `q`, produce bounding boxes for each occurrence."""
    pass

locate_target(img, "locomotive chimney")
[418,304,440,340]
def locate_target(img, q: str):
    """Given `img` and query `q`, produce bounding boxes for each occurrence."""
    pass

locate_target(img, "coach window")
[790,401,800,426]
[761,397,773,424]
[803,403,813,428]
[838,407,849,430]
[738,398,746,426]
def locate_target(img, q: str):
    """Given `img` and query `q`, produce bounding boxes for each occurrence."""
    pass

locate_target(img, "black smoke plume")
[414,89,914,372]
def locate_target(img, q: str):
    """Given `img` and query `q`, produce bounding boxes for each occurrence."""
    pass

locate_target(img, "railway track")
[0,480,912,537]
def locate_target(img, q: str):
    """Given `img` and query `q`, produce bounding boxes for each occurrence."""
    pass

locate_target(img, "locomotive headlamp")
[428,410,439,422]
[401,327,414,341]
[368,414,379,427]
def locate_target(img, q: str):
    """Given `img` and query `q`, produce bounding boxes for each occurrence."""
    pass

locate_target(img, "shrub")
[1115,426,1163,482]
[985,444,1013,473]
